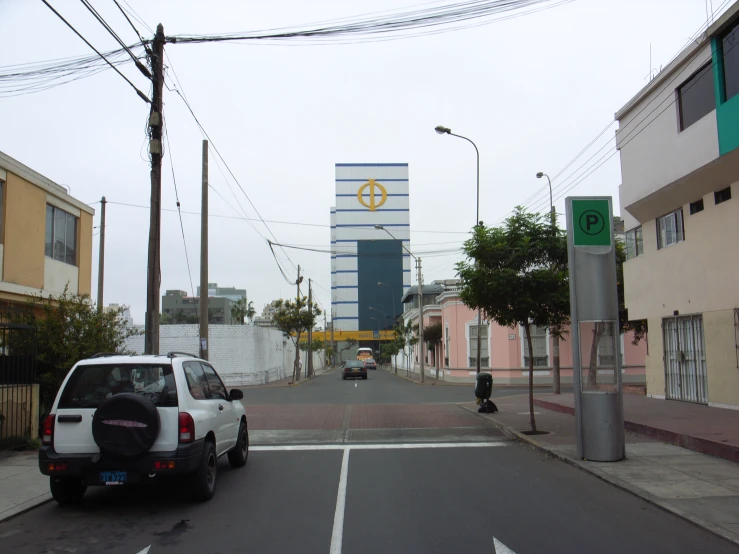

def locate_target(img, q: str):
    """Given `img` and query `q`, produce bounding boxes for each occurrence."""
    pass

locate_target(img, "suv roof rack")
[89,352,120,359]
[167,351,198,359]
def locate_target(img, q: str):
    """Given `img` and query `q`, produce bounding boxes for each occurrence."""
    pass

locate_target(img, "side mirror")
[230,389,244,401]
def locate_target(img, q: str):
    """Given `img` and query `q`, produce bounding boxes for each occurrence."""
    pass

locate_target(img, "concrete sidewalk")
[534,392,739,462]
[464,393,739,547]
[0,450,49,523]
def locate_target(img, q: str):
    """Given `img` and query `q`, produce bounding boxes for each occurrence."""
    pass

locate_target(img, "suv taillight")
[178,412,195,443]
[42,414,55,445]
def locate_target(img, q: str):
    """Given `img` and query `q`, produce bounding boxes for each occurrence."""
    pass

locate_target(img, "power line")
[40,0,150,103]
[163,117,196,298]
[119,0,154,34]
[491,0,734,224]
[79,0,152,78]
[112,0,152,52]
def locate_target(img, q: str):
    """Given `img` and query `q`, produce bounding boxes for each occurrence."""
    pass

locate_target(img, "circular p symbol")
[579,210,604,236]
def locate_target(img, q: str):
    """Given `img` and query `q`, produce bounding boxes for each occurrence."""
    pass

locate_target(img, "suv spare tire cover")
[92,393,161,459]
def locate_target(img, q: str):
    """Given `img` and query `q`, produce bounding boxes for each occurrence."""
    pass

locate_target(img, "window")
[625,226,643,260]
[522,324,549,368]
[469,325,489,368]
[58,364,177,408]
[183,362,210,400]
[715,187,732,205]
[444,326,450,367]
[597,328,624,368]
[723,22,739,102]
[201,363,228,400]
[689,199,704,214]
[678,64,715,130]
[45,204,77,265]
[657,209,684,249]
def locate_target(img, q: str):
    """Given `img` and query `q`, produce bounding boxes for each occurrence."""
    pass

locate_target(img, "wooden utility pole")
[144,24,165,355]
[97,196,106,313]
[307,278,314,378]
[199,140,209,360]
[293,266,302,381]
[331,310,335,368]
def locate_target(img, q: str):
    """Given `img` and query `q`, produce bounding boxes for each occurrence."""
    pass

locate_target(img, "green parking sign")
[572,199,611,247]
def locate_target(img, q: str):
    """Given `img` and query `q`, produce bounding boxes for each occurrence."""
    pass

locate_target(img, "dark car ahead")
[364,358,377,370]
[342,360,367,380]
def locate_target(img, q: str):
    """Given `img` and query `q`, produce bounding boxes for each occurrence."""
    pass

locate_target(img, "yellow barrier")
[294,330,395,341]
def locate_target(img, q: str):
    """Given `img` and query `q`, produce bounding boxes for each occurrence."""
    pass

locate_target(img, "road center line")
[251,441,508,451]
[329,448,350,554]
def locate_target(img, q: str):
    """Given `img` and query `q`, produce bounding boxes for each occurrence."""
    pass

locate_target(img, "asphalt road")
[2,368,736,553]
[239,366,529,405]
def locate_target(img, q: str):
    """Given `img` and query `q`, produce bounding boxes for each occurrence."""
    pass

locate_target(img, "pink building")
[399,281,647,386]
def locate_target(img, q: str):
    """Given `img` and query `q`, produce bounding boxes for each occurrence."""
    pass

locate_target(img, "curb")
[382,367,469,386]
[533,398,739,464]
[289,368,335,387]
[0,494,53,524]
[458,403,739,549]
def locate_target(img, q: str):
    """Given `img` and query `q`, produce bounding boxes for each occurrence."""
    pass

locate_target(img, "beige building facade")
[617,3,739,408]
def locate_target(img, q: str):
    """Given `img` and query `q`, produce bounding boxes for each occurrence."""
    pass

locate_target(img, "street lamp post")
[374,224,424,383]
[537,171,560,395]
[369,306,388,329]
[377,281,398,374]
[370,316,380,358]
[435,125,483,375]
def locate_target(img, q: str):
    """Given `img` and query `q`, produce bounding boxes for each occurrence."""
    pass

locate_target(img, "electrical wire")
[39,0,150,103]
[79,0,151,78]
[492,0,734,224]
[113,0,152,53]
[163,117,196,298]
[167,0,569,46]
[119,0,154,34]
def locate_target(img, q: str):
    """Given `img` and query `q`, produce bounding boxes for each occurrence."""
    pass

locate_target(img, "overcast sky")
[0,0,724,324]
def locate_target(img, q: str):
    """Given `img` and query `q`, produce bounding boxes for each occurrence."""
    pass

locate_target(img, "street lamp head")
[374,224,384,230]
[377,282,383,287]
[536,172,544,179]
[435,125,451,135]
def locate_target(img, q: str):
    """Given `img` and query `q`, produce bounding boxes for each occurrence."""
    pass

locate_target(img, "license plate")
[100,471,127,485]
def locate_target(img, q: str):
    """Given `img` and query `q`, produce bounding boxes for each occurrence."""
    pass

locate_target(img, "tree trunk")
[293,331,302,381]
[588,322,605,386]
[524,322,537,433]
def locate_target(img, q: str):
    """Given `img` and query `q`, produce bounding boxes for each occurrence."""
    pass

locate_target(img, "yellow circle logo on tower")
[357,179,387,211]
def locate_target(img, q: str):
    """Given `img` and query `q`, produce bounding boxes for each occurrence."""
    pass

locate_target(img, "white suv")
[39,352,248,504]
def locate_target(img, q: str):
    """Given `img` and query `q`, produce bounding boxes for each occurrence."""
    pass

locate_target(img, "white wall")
[124,325,328,386]
[44,257,78,294]
[618,43,719,213]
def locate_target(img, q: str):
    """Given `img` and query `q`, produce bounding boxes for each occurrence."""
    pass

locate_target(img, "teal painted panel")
[713,36,739,155]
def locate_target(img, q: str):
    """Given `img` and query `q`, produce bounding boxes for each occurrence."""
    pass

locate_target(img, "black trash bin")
[475,372,492,400]
[475,372,497,413]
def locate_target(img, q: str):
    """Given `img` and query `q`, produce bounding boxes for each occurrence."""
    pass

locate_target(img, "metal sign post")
[566,196,625,461]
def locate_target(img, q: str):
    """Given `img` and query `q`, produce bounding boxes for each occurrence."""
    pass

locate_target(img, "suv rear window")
[58,364,178,409]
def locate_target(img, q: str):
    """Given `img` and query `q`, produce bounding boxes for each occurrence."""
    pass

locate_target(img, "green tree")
[6,291,140,425]
[457,208,569,433]
[392,321,418,376]
[231,297,247,325]
[273,297,321,381]
[230,297,257,325]
[299,338,324,377]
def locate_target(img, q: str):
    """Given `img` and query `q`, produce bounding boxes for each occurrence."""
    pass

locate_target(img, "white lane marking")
[494,537,516,554]
[252,441,508,452]
[136,547,151,554]
[329,448,350,554]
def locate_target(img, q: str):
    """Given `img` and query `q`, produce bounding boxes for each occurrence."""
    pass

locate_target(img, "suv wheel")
[192,441,217,502]
[50,477,87,505]
[228,422,249,468]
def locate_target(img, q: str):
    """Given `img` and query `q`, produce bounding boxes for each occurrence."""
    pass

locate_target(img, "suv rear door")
[201,363,238,454]
[53,362,179,454]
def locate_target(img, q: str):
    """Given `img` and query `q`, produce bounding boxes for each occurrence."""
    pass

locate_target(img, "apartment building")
[0,151,93,306]
[616,2,739,407]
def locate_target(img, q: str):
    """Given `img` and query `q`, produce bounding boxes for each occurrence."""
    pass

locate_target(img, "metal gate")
[0,302,37,442]
[663,315,708,404]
